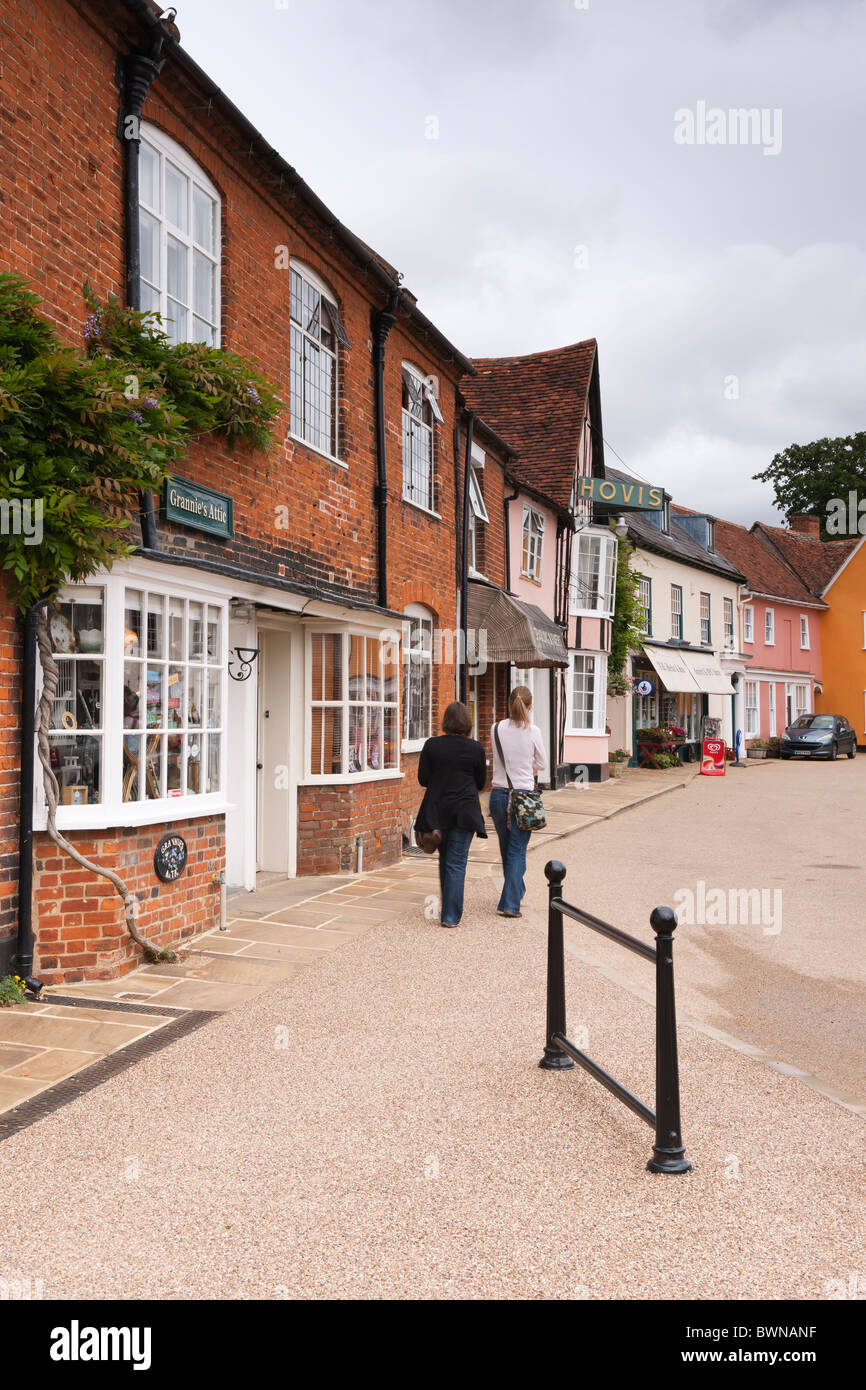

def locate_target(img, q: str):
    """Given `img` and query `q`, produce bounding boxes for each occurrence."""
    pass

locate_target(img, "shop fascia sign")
[577,477,665,511]
[163,475,234,538]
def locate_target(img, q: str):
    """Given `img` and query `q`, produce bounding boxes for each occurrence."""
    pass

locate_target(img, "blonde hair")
[508,685,533,728]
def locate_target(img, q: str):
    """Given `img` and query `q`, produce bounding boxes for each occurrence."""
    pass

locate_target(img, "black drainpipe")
[13,598,49,978]
[503,482,519,591]
[119,25,174,549]
[459,412,475,705]
[371,294,399,609]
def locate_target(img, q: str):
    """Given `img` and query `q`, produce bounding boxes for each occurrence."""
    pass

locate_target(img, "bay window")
[308,630,399,778]
[571,530,617,615]
[568,652,607,733]
[43,578,228,824]
[139,124,220,346]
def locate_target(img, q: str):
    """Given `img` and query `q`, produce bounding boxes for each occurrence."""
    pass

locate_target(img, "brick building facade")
[0,0,603,982]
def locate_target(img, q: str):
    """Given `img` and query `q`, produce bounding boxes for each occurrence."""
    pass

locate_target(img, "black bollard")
[539,860,574,1071]
[646,906,692,1175]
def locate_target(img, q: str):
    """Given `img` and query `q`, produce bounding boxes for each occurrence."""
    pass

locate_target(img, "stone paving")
[0,764,709,1117]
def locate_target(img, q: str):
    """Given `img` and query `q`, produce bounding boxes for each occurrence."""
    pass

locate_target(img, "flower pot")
[608,761,626,778]
[747,748,767,759]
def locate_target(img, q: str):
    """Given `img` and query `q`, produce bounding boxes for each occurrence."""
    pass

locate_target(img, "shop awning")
[642,645,701,692]
[681,650,736,695]
[642,645,735,695]
[467,580,568,668]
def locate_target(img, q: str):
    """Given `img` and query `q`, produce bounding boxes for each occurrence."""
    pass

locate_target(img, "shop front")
[631,643,735,764]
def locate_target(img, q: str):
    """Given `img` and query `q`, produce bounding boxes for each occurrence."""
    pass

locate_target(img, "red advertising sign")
[700,739,726,776]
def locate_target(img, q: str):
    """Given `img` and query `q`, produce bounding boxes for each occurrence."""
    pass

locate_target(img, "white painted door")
[257,628,293,875]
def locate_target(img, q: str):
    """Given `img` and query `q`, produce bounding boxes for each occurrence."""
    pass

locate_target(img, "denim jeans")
[489,788,531,914]
[437,828,474,926]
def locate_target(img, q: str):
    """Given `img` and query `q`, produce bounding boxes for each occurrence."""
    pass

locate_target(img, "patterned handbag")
[493,724,547,831]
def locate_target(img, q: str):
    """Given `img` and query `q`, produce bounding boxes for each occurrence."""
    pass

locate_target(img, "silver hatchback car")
[780,714,858,760]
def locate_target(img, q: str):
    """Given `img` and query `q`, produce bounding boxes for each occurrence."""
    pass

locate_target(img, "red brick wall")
[0,599,21,966]
[32,815,224,983]
[296,783,403,876]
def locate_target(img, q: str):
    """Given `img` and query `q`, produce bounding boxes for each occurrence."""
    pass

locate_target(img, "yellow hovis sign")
[578,477,665,510]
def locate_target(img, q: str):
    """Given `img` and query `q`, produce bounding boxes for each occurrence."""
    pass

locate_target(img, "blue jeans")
[490,788,531,914]
[437,828,474,926]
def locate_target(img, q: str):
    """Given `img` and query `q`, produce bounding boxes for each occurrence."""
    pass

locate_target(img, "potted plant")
[608,748,629,778]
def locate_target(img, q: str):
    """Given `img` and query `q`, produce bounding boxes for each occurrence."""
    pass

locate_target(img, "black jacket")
[416,735,488,838]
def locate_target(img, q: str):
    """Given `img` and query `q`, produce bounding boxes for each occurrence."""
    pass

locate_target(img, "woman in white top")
[490,686,546,917]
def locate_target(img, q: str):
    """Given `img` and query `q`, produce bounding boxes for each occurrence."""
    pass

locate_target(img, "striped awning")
[467,580,568,668]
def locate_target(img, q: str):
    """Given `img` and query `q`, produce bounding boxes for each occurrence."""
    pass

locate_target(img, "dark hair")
[442,701,472,737]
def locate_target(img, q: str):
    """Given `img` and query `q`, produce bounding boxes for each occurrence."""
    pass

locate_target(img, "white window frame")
[743,605,754,643]
[700,591,711,645]
[637,575,652,636]
[795,683,810,719]
[289,259,341,464]
[139,123,221,346]
[304,626,401,783]
[800,614,810,650]
[401,603,434,753]
[522,506,545,581]
[468,466,489,576]
[764,607,775,645]
[744,679,759,737]
[723,596,735,647]
[37,574,230,832]
[571,529,617,616]
[768,682,776,738]
[402,362,438,514]
[670,583,683,640]
[567,651,608,734]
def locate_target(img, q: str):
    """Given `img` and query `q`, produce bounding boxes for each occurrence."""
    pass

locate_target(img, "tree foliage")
[0,273,280,612]
[753,432,866,526]
[608,530,644,696]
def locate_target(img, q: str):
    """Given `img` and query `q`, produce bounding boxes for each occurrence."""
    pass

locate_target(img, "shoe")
[497,909,522,918]
[441,920,459,928]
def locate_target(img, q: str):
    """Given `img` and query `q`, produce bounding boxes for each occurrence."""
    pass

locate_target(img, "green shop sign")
[163,476,234,538]
[577,477,665,511]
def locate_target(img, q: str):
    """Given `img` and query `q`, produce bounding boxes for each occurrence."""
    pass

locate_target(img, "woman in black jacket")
[416,701,487,928]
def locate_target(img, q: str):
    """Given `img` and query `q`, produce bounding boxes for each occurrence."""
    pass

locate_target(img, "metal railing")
[541,860,691,1175]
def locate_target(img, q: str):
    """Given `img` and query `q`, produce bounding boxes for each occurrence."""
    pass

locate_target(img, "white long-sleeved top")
[490,720,546,791]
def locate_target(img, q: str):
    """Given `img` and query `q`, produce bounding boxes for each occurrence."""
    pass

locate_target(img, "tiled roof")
[461,340,597,508]
[712,519,825,605]
[752,524,859,596]
[606,468,746,582]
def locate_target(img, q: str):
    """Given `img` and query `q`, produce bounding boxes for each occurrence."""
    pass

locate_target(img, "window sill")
[401,495,441,520]
[401,738,427,755]
[571,607,613,619]
[288,433,346,469]
[37,797,234,834]
[521,572,542,585]
[301,769,404,786]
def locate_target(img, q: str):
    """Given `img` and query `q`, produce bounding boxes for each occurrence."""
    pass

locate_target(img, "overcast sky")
[171,0,866,523]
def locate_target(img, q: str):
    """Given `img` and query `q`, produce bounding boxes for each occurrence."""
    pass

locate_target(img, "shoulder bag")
[493,722,547,831]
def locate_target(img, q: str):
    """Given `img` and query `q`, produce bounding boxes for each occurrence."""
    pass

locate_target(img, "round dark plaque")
[153,832,188,883]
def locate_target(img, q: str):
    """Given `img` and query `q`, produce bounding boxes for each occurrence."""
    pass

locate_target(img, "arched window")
[401,362,442,512]
[402,603,434,747]
[290,260,349,461]
[138,123,220,346]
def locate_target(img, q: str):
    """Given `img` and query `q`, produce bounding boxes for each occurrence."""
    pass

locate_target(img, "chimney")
[789,514,820,536]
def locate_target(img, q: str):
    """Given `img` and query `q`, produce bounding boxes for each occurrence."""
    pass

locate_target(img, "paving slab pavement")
[0,880,861,1300]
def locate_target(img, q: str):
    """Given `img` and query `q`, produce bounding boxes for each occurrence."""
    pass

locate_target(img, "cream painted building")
[605,481,749,761]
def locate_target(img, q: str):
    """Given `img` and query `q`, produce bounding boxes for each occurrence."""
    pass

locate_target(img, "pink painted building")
[714,518,825,741]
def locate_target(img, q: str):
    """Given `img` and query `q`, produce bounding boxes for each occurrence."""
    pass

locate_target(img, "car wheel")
[780,751,791,760]
[830,742,838,760]
[848,742,857,759]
